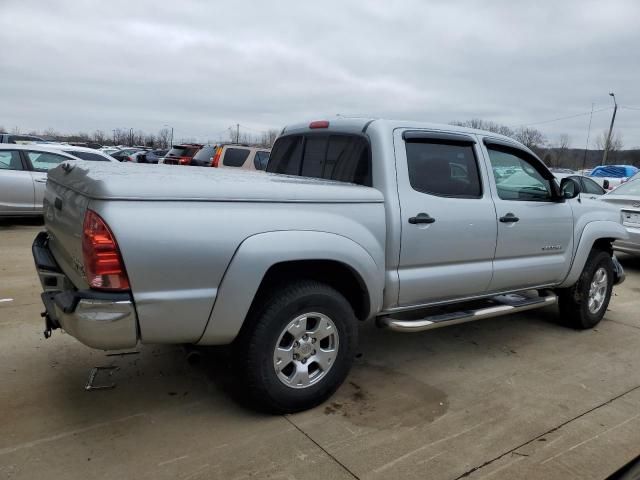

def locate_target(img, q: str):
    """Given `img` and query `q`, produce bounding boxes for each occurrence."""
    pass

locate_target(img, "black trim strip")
[402,130,476,144]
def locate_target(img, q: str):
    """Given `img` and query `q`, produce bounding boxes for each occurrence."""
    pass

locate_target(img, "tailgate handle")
[54,198,63,210]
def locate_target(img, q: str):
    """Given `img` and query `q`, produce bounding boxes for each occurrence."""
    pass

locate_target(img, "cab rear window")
[267,134,371,186]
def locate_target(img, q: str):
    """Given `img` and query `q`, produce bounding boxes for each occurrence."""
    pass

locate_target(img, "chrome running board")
[379,291,557,333]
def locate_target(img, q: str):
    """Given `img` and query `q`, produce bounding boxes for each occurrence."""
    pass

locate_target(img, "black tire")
[557,249,614,329]
[235,280,358,414]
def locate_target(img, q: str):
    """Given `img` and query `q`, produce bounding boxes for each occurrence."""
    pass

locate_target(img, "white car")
[0,144,114,217]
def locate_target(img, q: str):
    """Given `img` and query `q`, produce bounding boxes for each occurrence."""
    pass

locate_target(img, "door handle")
[499,213,519,223]
[409,213,436,224]
[34,179,47,183]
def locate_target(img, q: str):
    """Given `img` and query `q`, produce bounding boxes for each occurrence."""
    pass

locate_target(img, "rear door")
[395,130,498,306]
[482,140,574,291]
[0,149,35,214]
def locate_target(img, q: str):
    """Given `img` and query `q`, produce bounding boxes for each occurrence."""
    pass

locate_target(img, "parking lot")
[0,220,639,480]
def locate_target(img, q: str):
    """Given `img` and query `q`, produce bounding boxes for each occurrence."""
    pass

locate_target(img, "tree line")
[0,125,280,149]
[451,118,631,168]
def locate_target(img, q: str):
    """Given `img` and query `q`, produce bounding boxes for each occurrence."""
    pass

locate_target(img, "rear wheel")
[236,280,357,413]
[558,250,614,329]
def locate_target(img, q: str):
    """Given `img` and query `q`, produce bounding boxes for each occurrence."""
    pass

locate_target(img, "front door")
[482,141,574,291]
[395,130,498,306]
[0,149,35,214]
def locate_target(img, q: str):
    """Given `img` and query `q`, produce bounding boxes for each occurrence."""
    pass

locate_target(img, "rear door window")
[222,148,250,167]
[254,151,270,170]
[267,134,371,186]
[405,141,482,198]
[0,150,23,170]
[64,150,110,162]
[192,146,217,162]
[26,151,69,171]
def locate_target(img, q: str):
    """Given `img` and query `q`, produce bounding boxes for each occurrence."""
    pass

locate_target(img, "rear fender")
[559,220,628,288]
[196,231,384,345]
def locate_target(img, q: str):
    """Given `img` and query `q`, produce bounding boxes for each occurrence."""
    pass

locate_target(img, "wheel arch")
[196,230,384,345]
[558,221,628,288]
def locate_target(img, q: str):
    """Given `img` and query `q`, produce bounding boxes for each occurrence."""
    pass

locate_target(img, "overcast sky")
[2,0,639,147]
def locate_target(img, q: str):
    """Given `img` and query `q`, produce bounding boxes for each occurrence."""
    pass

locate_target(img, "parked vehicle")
[589,165,639,191]
[0,144,110,216]
[549,168,575,175]
[32,118,627,413]
[189,144,271,170]
[127,149,168,164]
[56,146,119,163]
[0,133,45,144]
[554,173,606,198]
[110,148,146,162]
[599,175,640,255]
[158,144,203,165]
[99,147,121,156]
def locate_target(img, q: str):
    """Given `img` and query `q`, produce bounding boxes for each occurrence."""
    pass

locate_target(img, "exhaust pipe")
[182,344,202,365]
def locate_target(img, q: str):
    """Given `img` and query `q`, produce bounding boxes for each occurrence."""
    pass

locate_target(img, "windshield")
[608,178,640,196]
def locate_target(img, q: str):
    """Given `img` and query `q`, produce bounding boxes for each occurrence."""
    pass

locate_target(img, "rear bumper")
[613,226,640,256]
[33,232,138,350]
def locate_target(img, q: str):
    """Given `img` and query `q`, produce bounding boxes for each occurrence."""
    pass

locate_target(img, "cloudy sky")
[2,0,639,147]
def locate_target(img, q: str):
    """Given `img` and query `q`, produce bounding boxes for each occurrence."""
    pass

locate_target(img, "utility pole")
[129,128,134,147]
[582,103,594,172]
[236,124,240,143]
[112,129,116,145]
[601,92,618,165]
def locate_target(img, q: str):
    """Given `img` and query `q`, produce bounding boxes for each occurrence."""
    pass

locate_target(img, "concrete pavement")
[1,220,639,479]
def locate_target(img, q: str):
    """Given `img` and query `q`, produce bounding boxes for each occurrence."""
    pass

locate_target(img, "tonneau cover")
[47,161,384,203]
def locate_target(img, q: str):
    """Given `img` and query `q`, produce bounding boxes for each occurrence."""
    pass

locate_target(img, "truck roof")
[282,117,519,145]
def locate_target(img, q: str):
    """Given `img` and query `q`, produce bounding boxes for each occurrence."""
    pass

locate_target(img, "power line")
[518,107,612,127]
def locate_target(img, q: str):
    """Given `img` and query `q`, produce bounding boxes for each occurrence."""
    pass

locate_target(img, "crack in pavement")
[284,415,360,480]
[453,383,640,479]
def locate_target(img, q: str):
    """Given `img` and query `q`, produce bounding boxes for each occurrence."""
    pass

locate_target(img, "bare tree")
[513,126,546,153]
[450,119,514,137]
[157,128,171,149]
[595,129,623,152]
[260,129,279,147]
[552,133,571,168]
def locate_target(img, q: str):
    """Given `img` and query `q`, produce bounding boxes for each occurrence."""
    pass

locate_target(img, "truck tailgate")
[44,175,91,289]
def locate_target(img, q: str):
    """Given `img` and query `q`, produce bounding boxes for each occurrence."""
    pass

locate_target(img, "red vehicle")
[160,144,203,165]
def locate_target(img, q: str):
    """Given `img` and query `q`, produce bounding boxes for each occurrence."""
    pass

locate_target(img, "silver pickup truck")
[32,118,628,413]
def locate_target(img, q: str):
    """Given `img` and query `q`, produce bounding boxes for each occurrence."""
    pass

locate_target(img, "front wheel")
[236,280,357,413]
[557,250,614,329]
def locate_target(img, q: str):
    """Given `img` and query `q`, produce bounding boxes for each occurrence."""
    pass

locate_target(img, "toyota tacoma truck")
[32,118,628,413]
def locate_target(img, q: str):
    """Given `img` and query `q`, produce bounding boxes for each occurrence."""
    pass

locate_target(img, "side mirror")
[603,179,610,190]
[560,177,581,199]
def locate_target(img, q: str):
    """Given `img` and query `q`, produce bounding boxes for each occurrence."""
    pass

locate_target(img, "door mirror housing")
[602,179,610,190]
[560,177,581,199]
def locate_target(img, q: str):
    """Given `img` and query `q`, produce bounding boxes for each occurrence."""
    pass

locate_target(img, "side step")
[379,291,558,333]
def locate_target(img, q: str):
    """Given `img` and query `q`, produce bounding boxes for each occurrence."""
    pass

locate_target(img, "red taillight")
[82,210,130,291]
[178,156,191,165]
[309,120,329,129]
[211,147,222,167]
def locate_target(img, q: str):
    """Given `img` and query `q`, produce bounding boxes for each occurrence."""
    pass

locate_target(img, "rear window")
[64,150,110,162]
[254,151,270,170]
[192,145,217,161]
[267,134,371,186]
[222,148,250,167]
[167,146,200,157]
